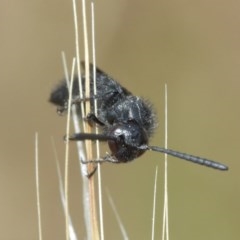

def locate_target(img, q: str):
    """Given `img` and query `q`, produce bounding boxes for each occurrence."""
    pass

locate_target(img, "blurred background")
[1,0,239,239]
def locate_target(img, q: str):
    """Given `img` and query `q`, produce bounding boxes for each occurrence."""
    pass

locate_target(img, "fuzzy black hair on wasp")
[49,62,228,172]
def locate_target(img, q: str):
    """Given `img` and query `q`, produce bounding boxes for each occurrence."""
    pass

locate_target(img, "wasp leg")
[81,154,119,164]
[85,113,105,127]
[86,165,98,178]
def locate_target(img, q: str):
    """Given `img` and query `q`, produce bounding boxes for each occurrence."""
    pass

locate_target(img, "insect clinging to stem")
[49,62,228,172]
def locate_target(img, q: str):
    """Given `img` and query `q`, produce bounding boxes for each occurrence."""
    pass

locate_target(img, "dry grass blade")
[71,0,100,239]
[151,166,158,240]
[64,58,76,240]
[90,2,104,240]
[106,189,129,240]
[162,84,169,240]
[51,138,78,240]
[35,132,42,240]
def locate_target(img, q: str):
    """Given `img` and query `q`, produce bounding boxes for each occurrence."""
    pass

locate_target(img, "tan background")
[1,0,239,239]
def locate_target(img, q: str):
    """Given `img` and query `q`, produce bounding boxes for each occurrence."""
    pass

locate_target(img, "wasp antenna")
[148,146,228,171]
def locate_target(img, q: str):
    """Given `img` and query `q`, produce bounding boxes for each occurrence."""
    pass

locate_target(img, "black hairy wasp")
[49,62,228,171]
